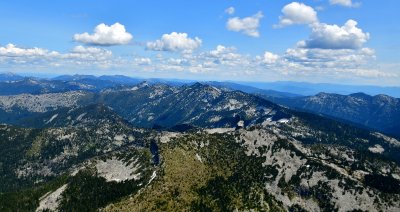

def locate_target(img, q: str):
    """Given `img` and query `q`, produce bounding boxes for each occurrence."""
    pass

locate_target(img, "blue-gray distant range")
[235,81,400,98]
[2,72,399,97]
[0,72,399,138]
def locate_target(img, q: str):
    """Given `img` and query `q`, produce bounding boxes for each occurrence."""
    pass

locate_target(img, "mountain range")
[0,73,399,211]
[265,92,400,138]
[2,72,400,97]
[2,73,399,138]
[239,81,400,98]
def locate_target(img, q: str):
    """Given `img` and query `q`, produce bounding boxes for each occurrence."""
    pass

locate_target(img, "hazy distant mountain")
[53,74,141,85]
[0,75,140,96]
[205,81,302,98]
[2,72,399,97]
[0,72,25,82]
[269,92,400,138]
[238,81,400,98]
[0,78,90,95]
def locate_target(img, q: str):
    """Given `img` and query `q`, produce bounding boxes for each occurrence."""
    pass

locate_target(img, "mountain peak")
[190,82,205,88]
[0,72,25,82]
[189,82,217,90]
[137,81,150,88]
[374,94,398,104]
[349,92,371,99]
[0,72,18,76]
[314,92,337,98]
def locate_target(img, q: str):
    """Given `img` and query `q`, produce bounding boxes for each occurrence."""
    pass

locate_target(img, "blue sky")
[0,0,399,85]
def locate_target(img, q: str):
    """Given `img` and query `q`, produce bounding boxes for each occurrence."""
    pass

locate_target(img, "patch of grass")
[26,135,44,158]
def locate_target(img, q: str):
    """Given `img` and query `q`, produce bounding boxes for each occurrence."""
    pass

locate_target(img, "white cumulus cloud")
[226,12,263,37]
[284,47,375,64]
[134,57,152,65]
[146,32,202,53]
[260,51,279,64]
[276,2,318,27]
[0,43,114,69]
[0,43,59,57]
[63,45,112,61]
[73,23,133,45]
[300,19,370,49]
[205,45,244,66]
[209,45,240,60]
[330,0,360,8]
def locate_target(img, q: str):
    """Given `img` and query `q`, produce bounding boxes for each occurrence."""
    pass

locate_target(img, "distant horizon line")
[2,71,400,89]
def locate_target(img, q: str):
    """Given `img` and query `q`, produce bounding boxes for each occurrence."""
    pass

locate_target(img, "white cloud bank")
[0,44,58,57]
[0,44,113,68]
[251,46,395,81]
[276,2,318,27]
[73,23,133,45]
[64,45,112,61]
[284,47,376,71]
[226,12,263,37]
[256,51,279,64]
[0,42,397,84]
[146,32,202,53]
